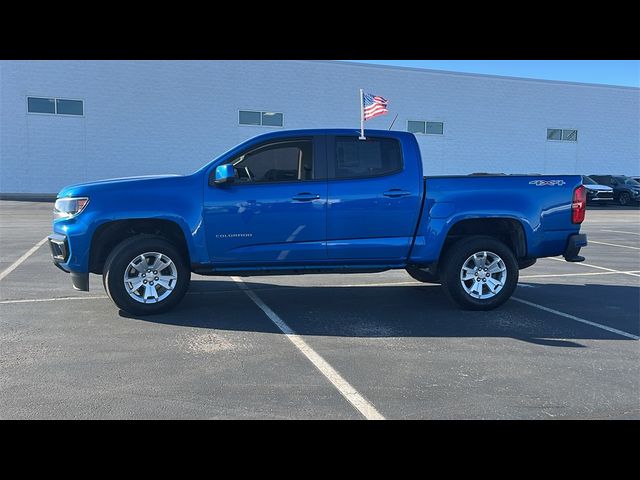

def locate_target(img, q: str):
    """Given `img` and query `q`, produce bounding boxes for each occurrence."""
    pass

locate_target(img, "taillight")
[572,185,586,224]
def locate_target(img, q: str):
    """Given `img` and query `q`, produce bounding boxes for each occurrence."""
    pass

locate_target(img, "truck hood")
[57,174,183,197]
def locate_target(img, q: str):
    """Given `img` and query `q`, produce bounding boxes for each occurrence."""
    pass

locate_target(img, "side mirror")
[213,164,236,185]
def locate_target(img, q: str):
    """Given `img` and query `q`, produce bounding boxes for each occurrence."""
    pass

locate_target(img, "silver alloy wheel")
[123,252,178,304]
[459,250,507,300]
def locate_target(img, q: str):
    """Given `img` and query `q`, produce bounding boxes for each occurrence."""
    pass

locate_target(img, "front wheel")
[618,192,630,206]
[103,235,190,315]
[441,236,518,311]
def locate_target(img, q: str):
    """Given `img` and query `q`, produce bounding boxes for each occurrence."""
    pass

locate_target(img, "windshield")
[582,176,597,184]
[614,176,640,187]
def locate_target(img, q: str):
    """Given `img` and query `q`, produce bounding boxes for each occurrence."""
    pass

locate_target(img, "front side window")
[228,140,313,183]
[332,137,403,179]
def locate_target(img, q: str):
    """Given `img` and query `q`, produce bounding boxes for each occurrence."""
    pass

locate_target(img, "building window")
[27,97,56,114]
[562,129,578,141]
[56,99,84,116]
[27,97,83,116]
[407,120,444,135]
[239,110,284,127]
[547,128,577,142]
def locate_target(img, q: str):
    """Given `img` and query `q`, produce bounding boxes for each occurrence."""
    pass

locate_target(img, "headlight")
[54,197,89,220]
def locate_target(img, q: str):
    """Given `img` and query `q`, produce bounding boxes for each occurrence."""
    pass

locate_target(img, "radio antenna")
[388,113,398,130]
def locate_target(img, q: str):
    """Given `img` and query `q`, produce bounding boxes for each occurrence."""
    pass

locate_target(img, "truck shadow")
[120,280,640,347]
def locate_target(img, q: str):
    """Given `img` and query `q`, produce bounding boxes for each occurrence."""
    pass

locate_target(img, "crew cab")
[48,129,587,315]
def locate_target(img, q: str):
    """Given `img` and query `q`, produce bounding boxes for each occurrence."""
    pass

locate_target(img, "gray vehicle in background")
[582,176,614,205]
[589,175,640,206]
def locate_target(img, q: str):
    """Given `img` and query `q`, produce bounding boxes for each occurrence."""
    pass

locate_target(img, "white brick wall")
[1,60,638,193]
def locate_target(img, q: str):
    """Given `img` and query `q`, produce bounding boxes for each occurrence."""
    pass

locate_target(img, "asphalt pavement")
[1,201,638,419]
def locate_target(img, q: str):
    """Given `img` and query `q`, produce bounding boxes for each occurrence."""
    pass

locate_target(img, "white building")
[1,60,638,195]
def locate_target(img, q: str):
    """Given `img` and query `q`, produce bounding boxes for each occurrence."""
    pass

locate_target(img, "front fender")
[52,173,208,272]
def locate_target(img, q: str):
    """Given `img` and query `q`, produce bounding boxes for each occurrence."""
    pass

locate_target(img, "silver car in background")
[582,176,614,204]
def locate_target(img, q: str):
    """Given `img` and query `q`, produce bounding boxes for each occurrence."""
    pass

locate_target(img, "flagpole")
[359,88,366,140]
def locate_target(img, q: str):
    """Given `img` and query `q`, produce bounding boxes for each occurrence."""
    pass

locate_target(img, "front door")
[203,137,327,266]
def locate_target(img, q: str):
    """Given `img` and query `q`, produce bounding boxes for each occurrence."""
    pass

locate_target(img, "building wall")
[1,60,638,194]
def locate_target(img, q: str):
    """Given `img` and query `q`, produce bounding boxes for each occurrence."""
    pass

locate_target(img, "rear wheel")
[103,235,190,315]
[441,236,518,310]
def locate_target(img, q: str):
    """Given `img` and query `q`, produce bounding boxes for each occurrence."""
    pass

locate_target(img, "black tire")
[103,235,190,315]
[619,192,630,206]
[406,267,440,284]
[441,236,518,311]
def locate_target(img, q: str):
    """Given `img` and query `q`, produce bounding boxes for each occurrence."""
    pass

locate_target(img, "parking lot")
[0,200,638,419]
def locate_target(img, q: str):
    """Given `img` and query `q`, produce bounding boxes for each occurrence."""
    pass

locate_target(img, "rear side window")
[332,137,403,179]
[228,140,313,183]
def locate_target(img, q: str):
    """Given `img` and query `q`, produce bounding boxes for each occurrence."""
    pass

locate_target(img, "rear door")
[326,134,422,260]
[203,136,327,265]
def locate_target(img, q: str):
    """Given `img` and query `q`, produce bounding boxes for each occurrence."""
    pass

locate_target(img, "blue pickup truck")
[48,129,587,315]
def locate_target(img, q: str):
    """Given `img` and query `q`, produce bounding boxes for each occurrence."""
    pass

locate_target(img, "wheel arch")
[442,217,528,260]
[89,219,191,274]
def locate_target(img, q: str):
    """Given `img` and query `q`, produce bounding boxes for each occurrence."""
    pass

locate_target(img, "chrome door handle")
[292,193,320,202]
[383,189,411,198]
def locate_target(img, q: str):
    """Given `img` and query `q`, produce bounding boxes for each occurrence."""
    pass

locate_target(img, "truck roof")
[240,128,415,141]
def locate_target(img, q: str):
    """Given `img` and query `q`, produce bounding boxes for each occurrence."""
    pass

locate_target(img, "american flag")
[362,92,389,121]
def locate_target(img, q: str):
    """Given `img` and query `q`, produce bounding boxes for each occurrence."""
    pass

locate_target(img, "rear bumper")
[48,234,89,291]
[563,234,587,262]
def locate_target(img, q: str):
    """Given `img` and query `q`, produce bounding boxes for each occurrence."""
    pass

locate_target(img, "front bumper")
[563,234,587,262]
[586,193,613,202]
[48,234,89,291]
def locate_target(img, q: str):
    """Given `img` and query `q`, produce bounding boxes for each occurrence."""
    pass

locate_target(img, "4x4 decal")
[529,179,566,186]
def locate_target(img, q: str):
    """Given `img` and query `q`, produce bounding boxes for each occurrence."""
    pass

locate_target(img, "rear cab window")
[329,136,403,180]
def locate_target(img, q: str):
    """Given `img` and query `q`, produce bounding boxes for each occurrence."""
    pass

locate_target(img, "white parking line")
[0,237,48,282]
[0,295,107,305]
[545,257,640,278]
[602,229,640,236]
[231,276,385,420]
[588,240,640,250]
[512,297,639,340]
[520,270,640,279]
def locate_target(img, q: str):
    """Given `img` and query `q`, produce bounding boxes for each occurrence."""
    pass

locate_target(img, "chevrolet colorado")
[48,129,587,314]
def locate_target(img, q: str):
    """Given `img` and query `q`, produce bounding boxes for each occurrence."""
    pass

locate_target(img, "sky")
[344,60,639,87]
